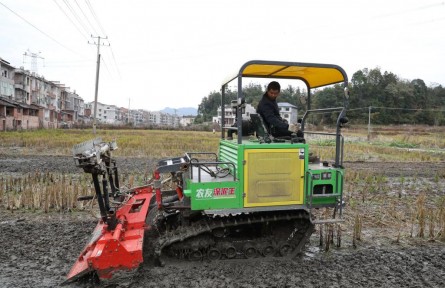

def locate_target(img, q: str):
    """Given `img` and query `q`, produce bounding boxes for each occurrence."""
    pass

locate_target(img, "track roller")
[279,243,292,256]
[189,250,203,261]
[243,245,257,259]
[225,246,237,259]
[207,248,221,260]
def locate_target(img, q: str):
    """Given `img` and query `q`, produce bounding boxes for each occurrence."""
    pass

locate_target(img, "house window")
[285,107,290,111]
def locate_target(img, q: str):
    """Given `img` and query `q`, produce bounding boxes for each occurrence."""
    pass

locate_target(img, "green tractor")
[67,60,349,282]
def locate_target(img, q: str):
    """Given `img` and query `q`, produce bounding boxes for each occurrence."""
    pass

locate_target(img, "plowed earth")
[1,156,444,288]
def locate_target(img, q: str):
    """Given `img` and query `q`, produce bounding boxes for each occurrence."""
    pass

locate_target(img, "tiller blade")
[65,187,154,283]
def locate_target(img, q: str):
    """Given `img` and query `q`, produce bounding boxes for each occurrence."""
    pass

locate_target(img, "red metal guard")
[66,186,154,282]
[154,170,163,209]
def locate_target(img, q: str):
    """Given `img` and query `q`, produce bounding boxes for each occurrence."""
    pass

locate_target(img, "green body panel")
[306,167,344,206]
[185,139,343,211]
[188,180,241,210]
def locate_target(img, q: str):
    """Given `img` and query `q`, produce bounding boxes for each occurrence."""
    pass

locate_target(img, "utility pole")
[128,98,130,125]
[89,35,109,135]
[23,49,44,74]
[368,106,372,141]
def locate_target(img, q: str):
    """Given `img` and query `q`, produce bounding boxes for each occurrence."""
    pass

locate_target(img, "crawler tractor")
[66,60,349,283]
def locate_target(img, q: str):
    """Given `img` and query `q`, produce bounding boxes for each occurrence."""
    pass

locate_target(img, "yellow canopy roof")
[225,60,348,89]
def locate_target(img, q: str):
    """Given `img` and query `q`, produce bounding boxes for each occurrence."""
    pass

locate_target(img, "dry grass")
[309,125,445,163]
[1,126,445,243]
[344,169,445,244]
[1,125,444,161]
[0,173,95,212]
[0,129,257,211]
[0,129,220,157]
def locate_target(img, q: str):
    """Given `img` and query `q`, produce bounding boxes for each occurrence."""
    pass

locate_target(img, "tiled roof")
[0,96,38,109]
[278,102,297,108]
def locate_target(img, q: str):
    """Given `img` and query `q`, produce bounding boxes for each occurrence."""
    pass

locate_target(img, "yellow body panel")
[244,149,304,207]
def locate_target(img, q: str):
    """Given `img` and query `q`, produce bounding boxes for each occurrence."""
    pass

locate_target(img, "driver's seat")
[250,113,271,143]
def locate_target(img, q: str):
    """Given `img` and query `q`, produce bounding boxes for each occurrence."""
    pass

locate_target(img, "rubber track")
[153,210,314,261]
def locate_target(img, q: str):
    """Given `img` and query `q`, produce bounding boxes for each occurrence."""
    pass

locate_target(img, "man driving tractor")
[257,81,295,138]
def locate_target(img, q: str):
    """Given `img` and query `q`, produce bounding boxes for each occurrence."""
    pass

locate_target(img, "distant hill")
[160,107,197,116]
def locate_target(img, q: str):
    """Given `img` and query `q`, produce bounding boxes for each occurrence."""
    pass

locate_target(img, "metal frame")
[305,169,344,221]
[220,60,349,167]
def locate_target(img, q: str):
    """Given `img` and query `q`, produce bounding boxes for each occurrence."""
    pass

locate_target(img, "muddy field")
[1,155,445,287]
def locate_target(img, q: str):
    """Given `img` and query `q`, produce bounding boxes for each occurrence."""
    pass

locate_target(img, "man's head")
[266,81,280,100]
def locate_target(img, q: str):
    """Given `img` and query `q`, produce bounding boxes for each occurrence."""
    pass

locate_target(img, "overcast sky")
[1,0,444,111]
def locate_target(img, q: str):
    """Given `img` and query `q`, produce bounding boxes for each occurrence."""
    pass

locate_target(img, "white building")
[213,103,256,126]
[0,58,15,99]
[149,111,162,125]
[1,57,85,129]
[278,102,298,124]
[93,102,119,124]
[180,115,195,126]
[146,111,180,127]
[85,101,181,127]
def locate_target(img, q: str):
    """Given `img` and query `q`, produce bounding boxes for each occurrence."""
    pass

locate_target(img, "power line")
[100,54,112,77]
[83,0,121,79]
[371,106,445,112]
[53,0,89,42]
[0,1,87,58]
[85,0,107,36]
[349,106,445,112]
[62,0,90,36]
[74,0,98,36]
[108,44,122,79]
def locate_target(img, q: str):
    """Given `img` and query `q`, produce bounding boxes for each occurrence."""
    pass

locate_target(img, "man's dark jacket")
[257,93,292,137]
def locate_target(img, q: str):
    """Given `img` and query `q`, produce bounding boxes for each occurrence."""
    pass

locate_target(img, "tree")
[279,85,298,106]
[197,89,237,122]
[411,79,428,108]
[242,83,263,107]
[197,91,221,122]
[312,84,345,124]
[197,67,445,126]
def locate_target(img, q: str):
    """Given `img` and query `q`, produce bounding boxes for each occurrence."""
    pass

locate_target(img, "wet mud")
[1,155,444,287]
[1,211,444,288]
[1,154,444,178]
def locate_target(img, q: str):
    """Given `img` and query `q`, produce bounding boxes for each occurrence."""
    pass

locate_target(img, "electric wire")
[108,44,122,79]
[61,0,90,36]
[82,0,121,80]
[85,0,107,36]
[0,1,88,59]
[52,0,89,42]
[84,0,121,79]
[100,55,112,78]
[347,106,445,112]
[368,106,445,112]
[74,0,98,36]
